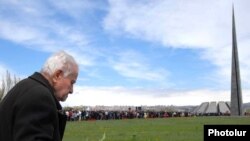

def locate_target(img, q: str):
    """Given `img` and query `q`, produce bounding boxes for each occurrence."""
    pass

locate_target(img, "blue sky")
[1,0,250,106]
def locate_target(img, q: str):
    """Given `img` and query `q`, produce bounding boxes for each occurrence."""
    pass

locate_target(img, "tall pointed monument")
[230,6,243,116]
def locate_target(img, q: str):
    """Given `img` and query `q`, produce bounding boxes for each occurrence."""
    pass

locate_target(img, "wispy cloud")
[104,0,250,88]
[0,0,98,65]
[62,86,250,106]
[104,0,231,48]
[108,50,170,86]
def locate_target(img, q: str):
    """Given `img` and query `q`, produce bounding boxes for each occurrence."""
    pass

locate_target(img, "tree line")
[0,70,20,101]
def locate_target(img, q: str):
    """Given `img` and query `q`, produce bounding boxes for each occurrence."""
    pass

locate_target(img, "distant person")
[0,51,79,141]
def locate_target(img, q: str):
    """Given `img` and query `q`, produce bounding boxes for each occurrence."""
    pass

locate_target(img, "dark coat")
[0,72,67,141]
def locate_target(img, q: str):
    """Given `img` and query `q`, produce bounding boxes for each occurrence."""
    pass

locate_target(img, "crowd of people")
[63,109,191,121]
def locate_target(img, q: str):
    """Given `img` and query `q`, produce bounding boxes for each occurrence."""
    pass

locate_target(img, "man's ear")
[52,70,63,82]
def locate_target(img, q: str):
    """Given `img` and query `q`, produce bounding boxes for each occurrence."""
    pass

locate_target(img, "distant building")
[192,101,231,116]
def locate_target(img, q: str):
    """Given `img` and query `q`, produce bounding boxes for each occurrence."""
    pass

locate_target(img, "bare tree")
[0,78,5,101]
[0,70,20,101]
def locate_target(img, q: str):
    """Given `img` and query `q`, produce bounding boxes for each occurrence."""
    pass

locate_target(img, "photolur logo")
[208,129,247,136]
[204,125,250,141]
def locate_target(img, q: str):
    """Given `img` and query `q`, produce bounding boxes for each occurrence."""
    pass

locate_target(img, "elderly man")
[0,51,79,141]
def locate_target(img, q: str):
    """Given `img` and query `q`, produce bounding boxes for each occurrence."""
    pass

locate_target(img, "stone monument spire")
[230,6,243,116]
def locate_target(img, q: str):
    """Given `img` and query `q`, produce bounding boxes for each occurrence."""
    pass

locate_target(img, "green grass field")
[63,117,250,141]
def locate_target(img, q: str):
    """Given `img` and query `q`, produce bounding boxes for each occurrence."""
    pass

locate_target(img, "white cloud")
[0,0,99,68]
[104,0,231,48]
[62,85,250,106]
[0,21,43,43]
[109,50,170,85]
[104,0,250,88]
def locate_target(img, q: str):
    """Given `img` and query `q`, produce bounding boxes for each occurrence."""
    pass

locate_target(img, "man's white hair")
[41,51,78,77]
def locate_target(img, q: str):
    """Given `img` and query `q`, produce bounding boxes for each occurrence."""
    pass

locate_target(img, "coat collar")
[28,72,62,110]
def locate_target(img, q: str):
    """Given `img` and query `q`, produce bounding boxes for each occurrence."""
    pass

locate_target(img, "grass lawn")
[63,116,250,141]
